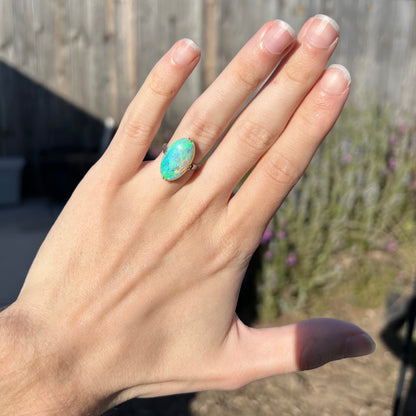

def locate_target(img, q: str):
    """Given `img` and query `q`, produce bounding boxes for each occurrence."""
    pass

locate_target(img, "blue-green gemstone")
[160,138,195,181]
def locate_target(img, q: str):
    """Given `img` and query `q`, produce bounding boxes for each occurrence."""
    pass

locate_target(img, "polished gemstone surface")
[160,138,195,181]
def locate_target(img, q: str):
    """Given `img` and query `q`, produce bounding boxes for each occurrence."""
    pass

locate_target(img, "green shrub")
[257,104,416,321]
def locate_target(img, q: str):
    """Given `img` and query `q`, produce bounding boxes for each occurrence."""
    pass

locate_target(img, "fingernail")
[172,38,201,66]
[306,14,339,49]
[262,20,296,55]
[320,64,351,94]
[344,333,376,358]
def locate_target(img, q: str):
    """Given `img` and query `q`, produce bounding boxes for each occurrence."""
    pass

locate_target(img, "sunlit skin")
[0,16,374,416]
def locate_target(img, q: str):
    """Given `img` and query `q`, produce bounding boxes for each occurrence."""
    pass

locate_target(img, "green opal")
[160,138,195,181]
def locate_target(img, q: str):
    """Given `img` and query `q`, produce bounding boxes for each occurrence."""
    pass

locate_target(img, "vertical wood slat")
[214,0,416,112]
[203,0,218,89]
[0,0,415,131]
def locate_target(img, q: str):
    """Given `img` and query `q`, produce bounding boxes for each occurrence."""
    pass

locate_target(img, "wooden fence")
[0,0,415,160]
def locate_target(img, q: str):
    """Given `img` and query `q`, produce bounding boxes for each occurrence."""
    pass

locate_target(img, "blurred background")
[1,0,416,415]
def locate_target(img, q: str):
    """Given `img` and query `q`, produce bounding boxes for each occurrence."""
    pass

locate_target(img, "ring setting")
[160,138,197,181]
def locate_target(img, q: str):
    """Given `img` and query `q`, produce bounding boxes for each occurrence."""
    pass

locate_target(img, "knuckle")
[186,107,223,147]
[282,63,312,86]
[238,119,274,153]
[282,52,320,87]
[147,71,177,99]
[121,117,154,141]
[263,150,299,186]
[232,62,263,89]
[297,98,333,134]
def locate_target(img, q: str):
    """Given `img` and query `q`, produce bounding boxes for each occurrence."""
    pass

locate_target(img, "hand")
[1,15,374,416]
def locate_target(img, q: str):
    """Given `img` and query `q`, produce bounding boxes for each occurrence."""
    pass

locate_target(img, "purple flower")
[389,134,398,145]
[386,241,398,253]
[285,252,297,267]
[279,218,288,229]
[398,122,406,135]
[342,154,352,164]
[263,250,273,261]
[412,180,416,190]
[278,231,287,240]
[261,228,273,245]
[396,270,405,282]
[388,157,396,171]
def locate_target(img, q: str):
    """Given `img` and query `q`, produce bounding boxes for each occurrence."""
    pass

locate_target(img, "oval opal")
[160,138,196,181]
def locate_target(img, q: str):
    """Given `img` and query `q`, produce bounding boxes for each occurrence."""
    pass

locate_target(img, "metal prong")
[162,143,168,154]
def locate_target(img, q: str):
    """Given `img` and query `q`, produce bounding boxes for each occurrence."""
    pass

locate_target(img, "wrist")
[0,303,99,416]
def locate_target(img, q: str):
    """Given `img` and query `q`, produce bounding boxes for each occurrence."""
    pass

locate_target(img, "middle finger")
[197,15,339,195]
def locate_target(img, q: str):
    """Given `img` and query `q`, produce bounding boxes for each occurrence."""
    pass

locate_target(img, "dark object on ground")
[102,394,195,416]
[382,283,416,416]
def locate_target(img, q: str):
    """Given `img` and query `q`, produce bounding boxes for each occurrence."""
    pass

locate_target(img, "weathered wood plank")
[0,0,415,130]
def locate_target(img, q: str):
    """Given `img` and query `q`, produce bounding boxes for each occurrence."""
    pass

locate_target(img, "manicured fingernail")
[262,20,296,55]
[320,64,351,94]
[306,14,339,49]
[172,39,201,66]
[344,333,376,358]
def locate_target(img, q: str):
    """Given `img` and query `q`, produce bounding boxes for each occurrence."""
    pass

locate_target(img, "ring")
[160,138,198,181]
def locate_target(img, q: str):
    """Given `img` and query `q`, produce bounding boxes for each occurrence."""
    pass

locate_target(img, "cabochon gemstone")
[160,138,196,181]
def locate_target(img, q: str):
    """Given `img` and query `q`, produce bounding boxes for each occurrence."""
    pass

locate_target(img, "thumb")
[216,317,375,389]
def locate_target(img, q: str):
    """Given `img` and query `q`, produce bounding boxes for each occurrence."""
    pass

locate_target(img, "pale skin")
[0,15,375,416]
